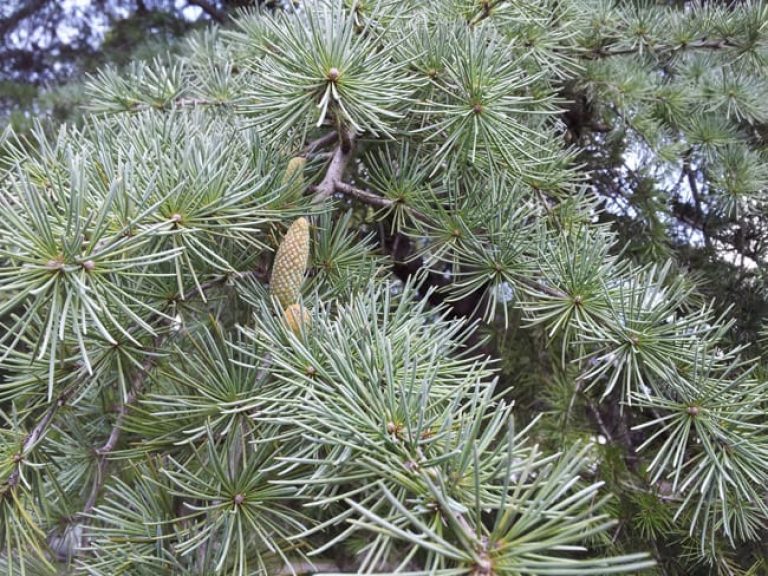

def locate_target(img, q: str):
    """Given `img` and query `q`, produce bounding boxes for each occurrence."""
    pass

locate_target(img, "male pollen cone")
[284,303,311,335]
[270,217,310,308]
[281,156,306,203]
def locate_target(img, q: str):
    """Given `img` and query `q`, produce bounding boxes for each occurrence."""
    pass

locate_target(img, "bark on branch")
[186,0,225,23]
[311,130,356,204]
[80,273,245,515]
[334,181,414,212]
[302,131,338,157]
[583,38,738,60]
[4,390,71,489]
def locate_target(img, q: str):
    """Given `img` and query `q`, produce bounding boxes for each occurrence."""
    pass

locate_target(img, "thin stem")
[334,181,394,209]
[469,0,507,26]
[94,352,158,458]
[302,130,338,157]
[682,153,712,250]
[275,561,341,575]
[81,271,261,515]
[583,38,737,60]
[586,397,613,443]
[123,97,229,113]
[5,390,72,488]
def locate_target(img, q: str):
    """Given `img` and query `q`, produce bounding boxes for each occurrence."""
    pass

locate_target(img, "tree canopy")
[0,0,242,83]
[0,0,260,128]
[1,0,767,574]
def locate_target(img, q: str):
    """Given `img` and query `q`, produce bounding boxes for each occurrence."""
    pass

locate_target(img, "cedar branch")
[186,0,225,23]
[81,271,262,514]
[311,130,356,204]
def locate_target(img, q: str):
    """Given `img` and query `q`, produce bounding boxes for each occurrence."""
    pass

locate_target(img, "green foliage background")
[1,0,767,574]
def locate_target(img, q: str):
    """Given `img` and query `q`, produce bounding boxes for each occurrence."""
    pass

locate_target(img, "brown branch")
[332,181,442,230]
[334,181,401,210]
[515,275,567,299]
[186,0,225,23]
[94,353,157,458]
[175,97,226,107]
[331,182,567,301]
[83,446,109,514]
[302,131,338,157]
[123,97,228,113]
[80,344,162,514]
[468,0,507,26]
[586,398,613,444]
[4,390,72,489]
[583,38,737,60]
[311,130,356,204]
[81,271,261,515]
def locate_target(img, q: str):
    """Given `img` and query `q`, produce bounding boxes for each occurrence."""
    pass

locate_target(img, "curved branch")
[311,130,356,204]
[81,270,266,515]
[302,130,338,157]
[4,390,71,489]
[186,0,225,23]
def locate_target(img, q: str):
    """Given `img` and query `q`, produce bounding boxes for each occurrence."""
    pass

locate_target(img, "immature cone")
[281,156,306,204]
[284,303,311,335]
[270,217,310,308]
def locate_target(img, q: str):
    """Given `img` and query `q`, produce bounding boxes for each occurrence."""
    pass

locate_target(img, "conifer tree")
[1,1,767,574]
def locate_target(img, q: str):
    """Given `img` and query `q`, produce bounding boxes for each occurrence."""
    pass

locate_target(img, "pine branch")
[80,272,262,515]
[126,97,229,112]
[81,347,165,513]
[302,130,338,157]
[94,353,157,457]
[469,0,507,26]
[331,182,567,301]
[186,0,225,23]
[586,397,613,443]
[584,38,738,60]
[4,2,764,570]
[311,130,356,204]
[334,181,395,209]
[4,390,72,489]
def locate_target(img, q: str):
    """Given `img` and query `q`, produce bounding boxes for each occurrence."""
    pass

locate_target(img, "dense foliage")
[1,1,767,574]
